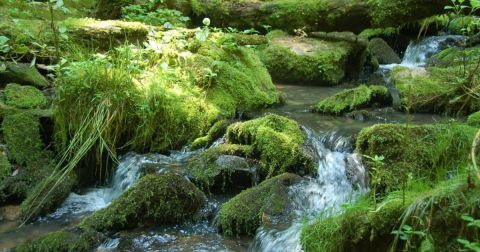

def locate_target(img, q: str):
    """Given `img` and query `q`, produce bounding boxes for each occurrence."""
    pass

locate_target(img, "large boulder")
[0,63,49,88]
[314,85,391,115]
[217,173,303,236]
[226,114,316,178]
[368,38,401,64]
[260,31,366,85]
[80,173,206,232]
[191,0,449,33]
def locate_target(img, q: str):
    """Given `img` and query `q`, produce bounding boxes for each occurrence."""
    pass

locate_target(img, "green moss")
[16,229,104,252]
[0,63,49,88]
[191,119,231,150]
[356,123,476,194]
[301,175,480,251]
[80,173,206,232]
[260,32,354,85]
[0,149,11,183]
[226,114,315,178]
[4,84,48,109]
[54,30,279,157]
[314,85,391,115]
[218,173,302,236]
[359,27,399,39]
[467,111,480,127]
[392,66,480,114]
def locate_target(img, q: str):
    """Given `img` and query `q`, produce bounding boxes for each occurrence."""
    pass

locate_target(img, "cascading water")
[250,128,368,252]
[49,151,198,219]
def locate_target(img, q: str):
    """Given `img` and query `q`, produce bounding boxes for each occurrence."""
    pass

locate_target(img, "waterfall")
[249,128,368,252]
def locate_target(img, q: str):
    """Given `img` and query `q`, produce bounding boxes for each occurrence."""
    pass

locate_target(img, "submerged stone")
[218,173,303,236]
[81,173,206,232]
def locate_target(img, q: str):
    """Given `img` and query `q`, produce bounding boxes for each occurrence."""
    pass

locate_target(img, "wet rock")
[0,63,49,88]
[314,85,391,115]
[0,205,21,221]
[369,38,401,64]
[260,30,365,85]
[345,110,375,121]
[80,173,206,232]
[217,173,303,236]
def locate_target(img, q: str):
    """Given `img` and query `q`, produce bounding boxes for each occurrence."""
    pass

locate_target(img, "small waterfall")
[49,152,189,219]
[250,128,368,252]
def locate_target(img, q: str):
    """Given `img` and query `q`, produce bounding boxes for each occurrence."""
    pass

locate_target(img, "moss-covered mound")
[16,229,105,252]
[54,29,279,157]
[81,173,206,232]
[191,0,446,33]
[4,83,48,109]
[226,114,315,178]
[0,63,49,88]
[314,85,391,115]
[191,119,232,150]
[391,66,480,114]
[218,173,303,236]
[467,111,480,127]
[301,175,480,251]
[260,31,361,85]
[356,123,476,194]
[368,38,401,64]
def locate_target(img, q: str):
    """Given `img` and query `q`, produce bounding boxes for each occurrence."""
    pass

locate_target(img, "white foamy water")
[250,128,368,252]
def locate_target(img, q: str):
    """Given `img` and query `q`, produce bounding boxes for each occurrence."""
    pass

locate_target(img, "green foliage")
[0,150,12,183]
[80,173,206,232]
[16,229,103,252]
[356,123,477,194]
[314,85,391,115]
[4,84,48,109]
[226,114,315,178]
[468,111,480,127]
[122,4,190,27]
[218,173,302,236]
[457,214,480,252]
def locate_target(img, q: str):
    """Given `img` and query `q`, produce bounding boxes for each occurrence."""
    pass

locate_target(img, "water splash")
[250,128,368,251]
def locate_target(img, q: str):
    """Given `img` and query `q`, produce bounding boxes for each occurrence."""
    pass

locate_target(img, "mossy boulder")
[191,0,446,33]
[356,123,476,194]
[191,119,232,150]
[301,177,480,251]
[0,63,49,88]
[62,18,150,49]
[4,83,48,109]
[260,31,361,85]
[218,173,303,236]
[16,229,105,252]
[391,66,480,114]
[314,85,391,115]
[368,38,401,64]
[226,114,315,178]
[80,173,206,232]
[188,146,259,192]
[467,111,480,127]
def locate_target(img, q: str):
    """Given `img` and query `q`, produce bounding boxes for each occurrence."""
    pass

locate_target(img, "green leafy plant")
[121,2,190,27]
[457,214,480,252]
[363,154,385,205]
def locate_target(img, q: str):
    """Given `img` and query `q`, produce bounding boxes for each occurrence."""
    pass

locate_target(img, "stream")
[0,35,458,251]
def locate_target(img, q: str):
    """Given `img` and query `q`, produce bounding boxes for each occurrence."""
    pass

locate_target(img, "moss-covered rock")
[191,119,232,150]
[62,18,150,49]
[80,173,206,232]
[4,83,48,109]
[16,228,105,252]
[191,0,446,33]
[0,149,11,183]
[218,173,303,236]
[0,63,49,88]
[356,123,476,194]
[368,38,401,64]
[391,66,480,114]
[188,146,258,192]
[467,111,480,127]
[314,85,391,115]
[260,31,360,85]
[226,114,315,178]
[301,176,480,251]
